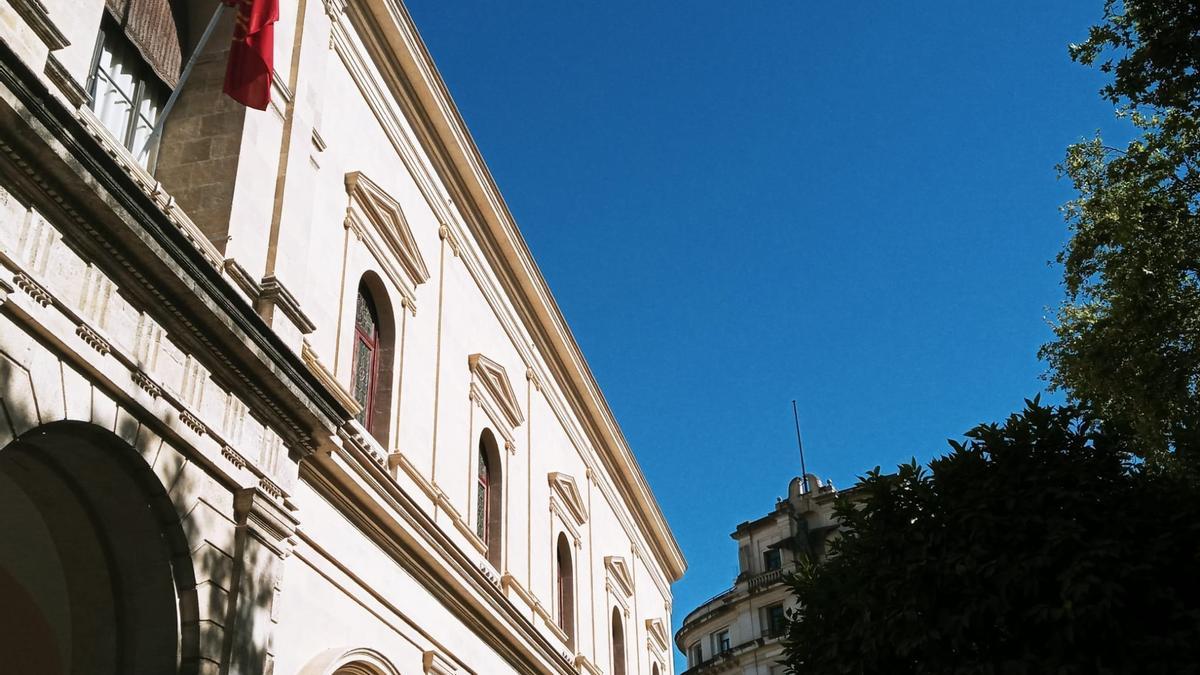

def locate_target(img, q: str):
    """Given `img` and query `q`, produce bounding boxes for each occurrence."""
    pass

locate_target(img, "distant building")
[675,475,842,675]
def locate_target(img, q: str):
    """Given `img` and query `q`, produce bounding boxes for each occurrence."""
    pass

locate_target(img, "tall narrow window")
[611,608,626,675]
[475,430,502,567]
[351,284,380,430]
[556,533,575,647]
[476,449,490,541]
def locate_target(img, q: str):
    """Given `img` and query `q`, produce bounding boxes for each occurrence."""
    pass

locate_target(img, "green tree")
[1042,0,1200,458]
[781,400,1200,675]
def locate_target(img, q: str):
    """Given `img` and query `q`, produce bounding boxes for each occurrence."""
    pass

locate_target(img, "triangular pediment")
[468,353,524,427]
[604,555,634,597]
[645,617,669,651]
[345,171,430,286]
[548,472,588,525]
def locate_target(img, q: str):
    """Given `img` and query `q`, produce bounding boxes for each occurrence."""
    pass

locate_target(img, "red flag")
[222,0,277,110]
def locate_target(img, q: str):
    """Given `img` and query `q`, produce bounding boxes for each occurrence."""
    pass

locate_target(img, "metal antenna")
[792,400,809,494]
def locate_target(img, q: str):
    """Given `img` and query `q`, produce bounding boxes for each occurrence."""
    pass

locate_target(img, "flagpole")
[142,3,229,169]
[792,400,809,494]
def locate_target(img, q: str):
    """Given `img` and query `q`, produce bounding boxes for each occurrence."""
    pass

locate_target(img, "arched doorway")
[0,422,198,674]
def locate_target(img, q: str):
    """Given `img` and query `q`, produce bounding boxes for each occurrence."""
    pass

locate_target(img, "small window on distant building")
[711,628,730,654]
[763,603,787,638]
[763,548,782,571]
[688,643,703,667]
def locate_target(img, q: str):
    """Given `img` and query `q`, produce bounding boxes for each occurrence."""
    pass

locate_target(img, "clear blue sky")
[404,1,1123,669]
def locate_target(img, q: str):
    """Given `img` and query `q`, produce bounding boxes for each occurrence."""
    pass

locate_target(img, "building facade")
[0,1,684,674]
[674,476,840,675]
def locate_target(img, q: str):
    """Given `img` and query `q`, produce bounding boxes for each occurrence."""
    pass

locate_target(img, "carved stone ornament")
[344,171,430,294]
[645,617,670,652]
[605,555,634,597]
[548,472,588,526]
[468,353,524,428]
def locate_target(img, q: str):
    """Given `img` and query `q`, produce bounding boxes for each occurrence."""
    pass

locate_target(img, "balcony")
[747,567,785,592]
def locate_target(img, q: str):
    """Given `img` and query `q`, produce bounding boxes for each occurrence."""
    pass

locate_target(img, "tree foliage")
[781,400,1200,674]
[1041,0,1200,457]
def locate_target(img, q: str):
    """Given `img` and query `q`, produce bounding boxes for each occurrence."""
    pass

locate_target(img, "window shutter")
[104,0,183,88]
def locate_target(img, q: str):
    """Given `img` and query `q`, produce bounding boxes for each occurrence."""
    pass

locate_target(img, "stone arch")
[0,420,200,675]
[298,646,403,675]
[351,270,397,445]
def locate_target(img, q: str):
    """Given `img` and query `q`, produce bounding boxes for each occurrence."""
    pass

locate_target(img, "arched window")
[651,664,660,675]
[348,275,396,444]
[351,284,380,430]
[476,430,502,567]
[556,533,575,647]
[611,608,626,675]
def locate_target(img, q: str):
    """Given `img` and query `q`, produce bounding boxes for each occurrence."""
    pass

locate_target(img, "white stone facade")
[674,476,841,675]
[0,1,684,673]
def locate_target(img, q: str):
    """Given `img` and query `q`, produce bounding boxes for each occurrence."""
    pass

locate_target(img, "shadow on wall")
[0,348,275,674]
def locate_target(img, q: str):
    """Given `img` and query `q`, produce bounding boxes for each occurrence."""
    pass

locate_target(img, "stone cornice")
[7,0,70,51]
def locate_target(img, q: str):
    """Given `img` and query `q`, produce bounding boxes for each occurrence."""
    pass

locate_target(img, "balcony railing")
[748,567,784,591]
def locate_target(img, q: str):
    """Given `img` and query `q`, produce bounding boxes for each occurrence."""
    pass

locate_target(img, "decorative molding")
[477,560,500,587]
[258,275,317,334]
[389,450,439,503]
[574,654,603,675]
[301,340,362,416]
[344,170,429,311]
[0,276,13,304]
[437,223,461,257]
[131,370,162,398]
[645,617,670,653]
[548,472,588,526]
[339,422,385,467]
[468,353,524,428]
[447,502,488,555]
[13,271,51,306]
[525,367,541,391]
[605,555,634,597]
[222,445,248,470]
[422,650,458,675]
[323,0,348,19]
[258,477,283,500]
[223,258,262,301]
[179,410,206,435]
[75,324,112,355]
[44,54,88,107]
[8,0,70,51]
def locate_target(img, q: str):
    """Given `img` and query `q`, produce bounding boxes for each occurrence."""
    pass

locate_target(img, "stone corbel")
[234,486,299,558]
[257,275,317,334]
